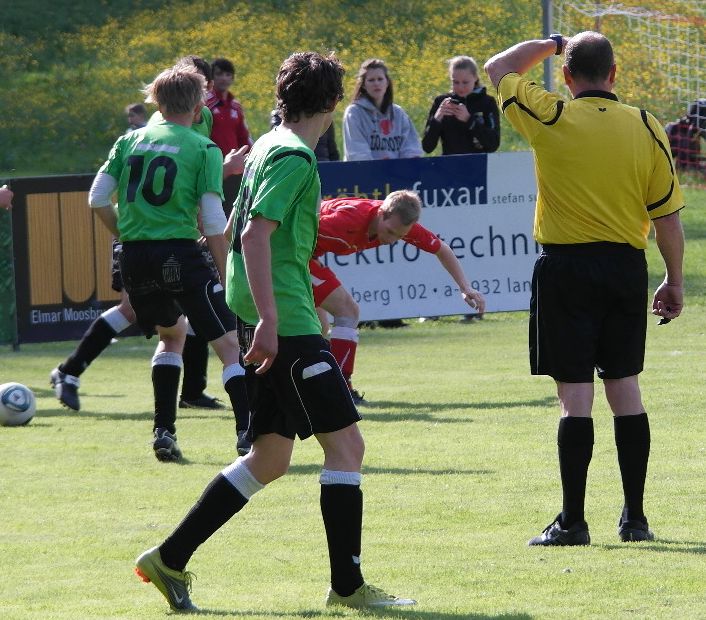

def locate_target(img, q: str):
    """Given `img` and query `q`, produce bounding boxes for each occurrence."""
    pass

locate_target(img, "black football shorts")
[237,321,361,441]
[120,239,236,341]
[530,242,647,383]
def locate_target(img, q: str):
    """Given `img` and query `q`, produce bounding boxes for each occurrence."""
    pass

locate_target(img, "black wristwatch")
[549,34,564,55]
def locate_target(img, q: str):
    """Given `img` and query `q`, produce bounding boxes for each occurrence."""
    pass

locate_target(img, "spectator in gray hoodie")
[343,59,423,161]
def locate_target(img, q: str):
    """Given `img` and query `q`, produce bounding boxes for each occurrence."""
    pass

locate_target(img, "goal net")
[553,1,706,185]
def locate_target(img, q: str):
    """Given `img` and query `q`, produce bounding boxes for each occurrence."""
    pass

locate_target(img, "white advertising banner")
[318,152,539,320]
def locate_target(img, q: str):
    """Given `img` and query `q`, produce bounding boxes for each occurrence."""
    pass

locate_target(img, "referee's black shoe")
[528,514,591,546]
[618,517,654,542]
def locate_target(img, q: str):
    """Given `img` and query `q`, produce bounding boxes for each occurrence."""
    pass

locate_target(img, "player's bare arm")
[88,171,119,236]
[199,191,229,280]
[435,242,486,313]
[0,185,13,210]
[224,207,236,242]
[223,144,249,178]
[93,205,120,238]
[485,38,565,88]
[652,212,685,321]
[241,215,279,373]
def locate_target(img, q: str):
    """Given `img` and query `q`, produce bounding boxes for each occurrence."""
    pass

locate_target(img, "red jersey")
[206,90,253,156]
[314,197,441,257]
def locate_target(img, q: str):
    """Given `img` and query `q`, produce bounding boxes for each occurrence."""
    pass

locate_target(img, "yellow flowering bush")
[0,0,700,175]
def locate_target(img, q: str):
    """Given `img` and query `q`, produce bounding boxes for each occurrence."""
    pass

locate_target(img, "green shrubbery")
[1,0,700,175]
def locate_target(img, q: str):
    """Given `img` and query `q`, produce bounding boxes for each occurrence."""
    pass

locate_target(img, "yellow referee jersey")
[498,72,684,249]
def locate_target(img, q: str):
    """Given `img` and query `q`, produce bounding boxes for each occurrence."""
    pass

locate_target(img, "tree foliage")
[0,0,698,175]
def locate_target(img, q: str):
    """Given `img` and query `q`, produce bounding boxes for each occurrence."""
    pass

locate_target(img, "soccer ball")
[0,382,36,426]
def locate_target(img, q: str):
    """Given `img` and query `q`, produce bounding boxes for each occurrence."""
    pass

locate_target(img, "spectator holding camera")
[422,55,500,155]
[423,55,499,323]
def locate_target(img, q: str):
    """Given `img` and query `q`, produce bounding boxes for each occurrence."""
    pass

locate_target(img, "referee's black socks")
[614,412,650,524]
[557,416,594,528]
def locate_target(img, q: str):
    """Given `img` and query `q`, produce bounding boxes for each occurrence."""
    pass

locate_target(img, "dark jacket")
[270,110,340,162]
[422,86,500,155]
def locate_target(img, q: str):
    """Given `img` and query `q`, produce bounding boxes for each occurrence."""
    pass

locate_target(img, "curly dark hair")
[276,52,344,123]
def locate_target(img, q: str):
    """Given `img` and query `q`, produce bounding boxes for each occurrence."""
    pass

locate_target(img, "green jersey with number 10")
[101,119,223,241]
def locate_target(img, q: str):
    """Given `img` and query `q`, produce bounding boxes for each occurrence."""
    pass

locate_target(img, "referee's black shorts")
[529,242,647,383]
[237,320,361,441]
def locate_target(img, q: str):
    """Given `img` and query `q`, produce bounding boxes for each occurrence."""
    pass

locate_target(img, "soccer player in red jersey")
[311,190,485,401]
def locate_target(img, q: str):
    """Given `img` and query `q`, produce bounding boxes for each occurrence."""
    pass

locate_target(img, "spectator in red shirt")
[312,190,485,402]
[207,58,253,155]
[207,57,254,212]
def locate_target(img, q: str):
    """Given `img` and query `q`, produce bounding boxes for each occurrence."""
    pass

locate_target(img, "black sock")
[61,317,116,377]
[180,334,209,400]
[224,373,249,433]
[320,484,364,597]
[614,412,650,523]
[160,473,248,571]
[558,416,594,528]
[152,362,181,434]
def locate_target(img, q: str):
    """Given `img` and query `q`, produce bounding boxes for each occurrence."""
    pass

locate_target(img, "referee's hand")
[652,280,683,322]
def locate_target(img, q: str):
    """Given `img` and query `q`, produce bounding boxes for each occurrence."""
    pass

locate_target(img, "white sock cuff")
[330,326,359,343]
[222,363,246,383]
[101,306,133,333]
[319,469,362,486]
[151,351,183,368]
[221,458,265,499]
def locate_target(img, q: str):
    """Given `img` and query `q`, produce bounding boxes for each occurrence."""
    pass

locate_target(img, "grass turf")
[0,189,704,619]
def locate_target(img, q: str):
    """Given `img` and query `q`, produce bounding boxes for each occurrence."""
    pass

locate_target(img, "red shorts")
[309,258,341,306]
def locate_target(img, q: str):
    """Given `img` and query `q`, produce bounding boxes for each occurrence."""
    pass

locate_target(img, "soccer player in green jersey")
[86,65,248,462]
[51,55,251,455]
[134,51,416,613]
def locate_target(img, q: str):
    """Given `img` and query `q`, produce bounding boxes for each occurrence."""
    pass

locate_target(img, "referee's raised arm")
[484,36,567,88]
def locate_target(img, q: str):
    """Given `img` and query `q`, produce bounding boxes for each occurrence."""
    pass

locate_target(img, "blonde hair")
[143,67,205,115]
[448,55,480,87]
[380,190,421,225]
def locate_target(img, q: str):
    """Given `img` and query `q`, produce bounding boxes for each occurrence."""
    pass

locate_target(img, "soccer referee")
[485,31,685,545]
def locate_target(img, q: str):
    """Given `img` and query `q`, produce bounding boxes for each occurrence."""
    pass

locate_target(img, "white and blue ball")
[0,382,36,426]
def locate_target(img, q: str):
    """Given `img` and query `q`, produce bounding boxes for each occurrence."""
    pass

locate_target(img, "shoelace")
[542,519,561,534]
[365,585,397,601]
[182,571,196,594]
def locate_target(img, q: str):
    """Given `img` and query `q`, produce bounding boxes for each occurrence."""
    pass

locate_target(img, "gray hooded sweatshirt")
[343,97,423,161]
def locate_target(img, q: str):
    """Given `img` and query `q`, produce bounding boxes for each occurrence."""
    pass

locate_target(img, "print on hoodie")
[343,97,423,161]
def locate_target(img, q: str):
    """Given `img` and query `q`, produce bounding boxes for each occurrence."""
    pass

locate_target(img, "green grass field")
[1,189,705,619]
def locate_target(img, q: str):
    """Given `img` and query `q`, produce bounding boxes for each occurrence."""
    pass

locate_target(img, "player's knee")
[244,447,290,484]
[116,301,136,324]
[330,426,365,468]
[334,301,359,326]
[348,298,360,322]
